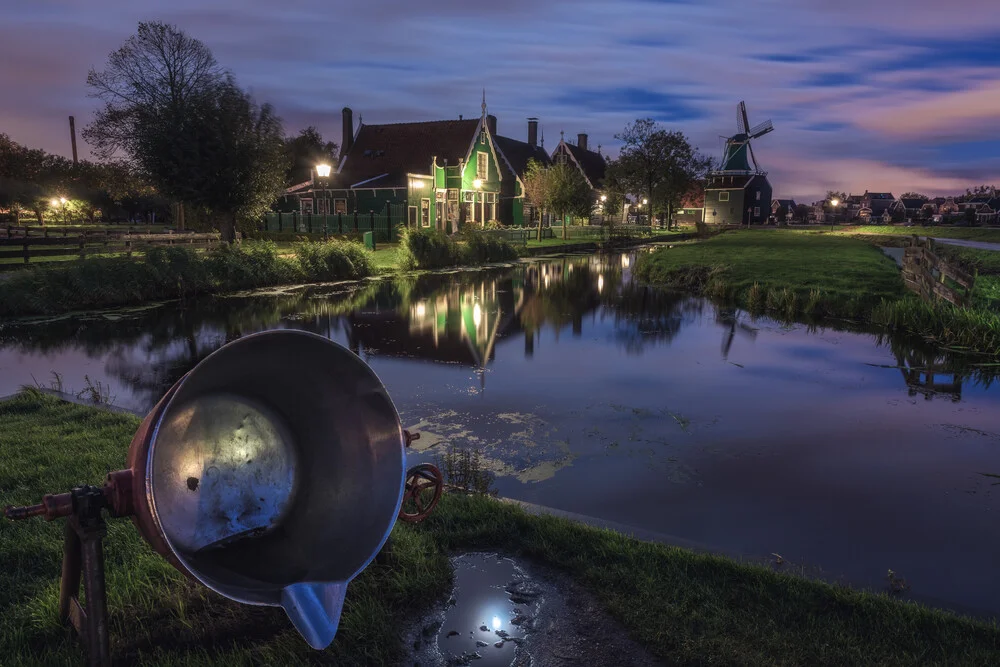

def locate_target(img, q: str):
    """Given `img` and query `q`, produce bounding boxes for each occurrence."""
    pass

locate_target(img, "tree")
[285,127,338,186]
[900,192,929,200]
[966,185,997,197]
[522,159,551,241]
[84,21,228,230]
[794,204,812,223]
[191,79,288,241]
[548,163,594,238]
[611,119,711,230]
[825,190,847,203]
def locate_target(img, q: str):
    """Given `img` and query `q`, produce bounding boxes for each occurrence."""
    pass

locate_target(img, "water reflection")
[0,251,996,409]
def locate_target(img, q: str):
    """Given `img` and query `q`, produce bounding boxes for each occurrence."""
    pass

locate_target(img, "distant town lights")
[316,163,332,178]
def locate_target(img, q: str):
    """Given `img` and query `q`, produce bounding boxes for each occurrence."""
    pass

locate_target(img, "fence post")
[78,234,86,260]
[337,213,343,234]
[354,211,359,232]
[126,230,133,258]
[23,241,29,264]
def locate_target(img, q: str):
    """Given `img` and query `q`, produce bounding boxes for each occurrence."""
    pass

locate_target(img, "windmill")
[718,101,774,174]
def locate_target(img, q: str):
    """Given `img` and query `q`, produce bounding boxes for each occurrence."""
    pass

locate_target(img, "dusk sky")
[2,0,999,203]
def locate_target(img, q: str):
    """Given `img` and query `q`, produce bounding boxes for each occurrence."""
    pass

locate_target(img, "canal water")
[1,249,998,617]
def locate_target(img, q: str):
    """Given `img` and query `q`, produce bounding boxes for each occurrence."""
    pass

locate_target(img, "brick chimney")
[342,107,354,157]
[527,118,538,147]
[486,114,497,137]
[577,133,588,151]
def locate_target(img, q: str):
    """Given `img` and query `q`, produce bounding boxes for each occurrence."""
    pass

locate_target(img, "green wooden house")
[282,102,511,232]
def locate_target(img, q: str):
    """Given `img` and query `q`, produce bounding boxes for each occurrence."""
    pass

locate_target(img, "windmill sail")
[717,101,772,173]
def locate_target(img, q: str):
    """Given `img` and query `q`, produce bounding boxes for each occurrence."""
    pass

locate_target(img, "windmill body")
[704,102,775,226]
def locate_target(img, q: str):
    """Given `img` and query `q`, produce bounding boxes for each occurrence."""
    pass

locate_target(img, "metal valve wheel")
[398,463,443,523]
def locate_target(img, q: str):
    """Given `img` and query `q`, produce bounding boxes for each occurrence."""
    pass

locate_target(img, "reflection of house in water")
[346,275,526,377]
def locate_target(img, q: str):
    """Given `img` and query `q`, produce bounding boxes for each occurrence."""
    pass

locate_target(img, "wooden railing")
[0,230,221,271]
[901,236,976,306]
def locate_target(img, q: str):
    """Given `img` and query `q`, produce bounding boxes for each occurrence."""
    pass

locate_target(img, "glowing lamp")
[473,179,483,189]
[600,194,607,202]
[50,198,60,207]
[59,197,68,204]
[642,198,648,205]
[831,198,840,207]
[316,164,332,178]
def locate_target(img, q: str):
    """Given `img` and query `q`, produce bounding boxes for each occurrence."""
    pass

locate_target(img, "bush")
[461,230,520,264]
[294,239,374,281]
[398,227,464,269]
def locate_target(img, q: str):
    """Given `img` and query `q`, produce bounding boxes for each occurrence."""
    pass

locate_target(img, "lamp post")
[316,163,332,217]
[600,194,607,224]
[829,198,839,228]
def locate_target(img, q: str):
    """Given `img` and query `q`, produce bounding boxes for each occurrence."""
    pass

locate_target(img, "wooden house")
[893,198,927,221]
[858,191,895,222]
[550,132,607,220]
[771,199,797,221]
[976,198,1000,225]
[282,102,507,231]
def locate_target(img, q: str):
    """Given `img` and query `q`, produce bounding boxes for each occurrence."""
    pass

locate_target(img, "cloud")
[799,72,866,88]
[852,81,1000,141]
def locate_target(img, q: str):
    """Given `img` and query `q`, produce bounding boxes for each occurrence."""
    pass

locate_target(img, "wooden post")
[125,231,132,258]
[79,235,86,260]
[23,241,29,264]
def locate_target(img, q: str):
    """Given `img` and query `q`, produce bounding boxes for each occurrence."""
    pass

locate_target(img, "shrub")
[461,230,519,264]
[398,227,463,270]
[294,240,374,282]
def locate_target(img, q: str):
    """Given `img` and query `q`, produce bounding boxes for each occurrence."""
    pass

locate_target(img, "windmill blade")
[740,101,751,137]
[749,119,774,139]
[748,140,760,172]
[737,102,748,134]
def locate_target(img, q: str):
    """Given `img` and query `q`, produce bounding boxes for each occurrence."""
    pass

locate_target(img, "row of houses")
[770,190,1000,224]
[280,99,607,230]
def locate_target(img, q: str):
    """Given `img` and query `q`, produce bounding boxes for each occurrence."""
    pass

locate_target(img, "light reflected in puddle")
[434,552,541,666]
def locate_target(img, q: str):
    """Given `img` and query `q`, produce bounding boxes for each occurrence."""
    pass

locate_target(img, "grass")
[635,229,1000,355]
[0,240,374,317]
[634,230,905,319]
[2,391,1000,666]
[398,227,518,270]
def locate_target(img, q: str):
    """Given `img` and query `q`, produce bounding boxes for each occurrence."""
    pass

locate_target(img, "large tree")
[609,119,711,230]
[285,127,338,186]
[899,192,929,200]
[548,163,594,238]
[84,21,228,230]
[193,79,288,241]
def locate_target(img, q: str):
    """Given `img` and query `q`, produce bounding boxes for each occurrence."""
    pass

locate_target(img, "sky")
[1,0,999,203]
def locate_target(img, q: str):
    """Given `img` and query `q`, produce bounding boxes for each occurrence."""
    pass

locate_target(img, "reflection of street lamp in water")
[473,303,482,328]
[598,274,604,293]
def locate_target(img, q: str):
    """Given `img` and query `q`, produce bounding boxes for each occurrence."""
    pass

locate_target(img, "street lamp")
[829,198,839,227]
[315,164,332,217]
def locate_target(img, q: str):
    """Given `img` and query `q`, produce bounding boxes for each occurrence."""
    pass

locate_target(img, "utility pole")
[68,116,79,165]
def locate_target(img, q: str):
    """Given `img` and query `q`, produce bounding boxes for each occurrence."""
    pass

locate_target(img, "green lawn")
[635,230,905,317]
[3,391,1000,666]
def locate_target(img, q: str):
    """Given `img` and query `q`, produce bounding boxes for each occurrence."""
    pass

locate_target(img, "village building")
[892,197,928,221]
[281,98,514,231]
[858,192,895,222]
[704,102,774,225]
[771,199,797,221]
[550,132,608,220]
[493,118,551,227]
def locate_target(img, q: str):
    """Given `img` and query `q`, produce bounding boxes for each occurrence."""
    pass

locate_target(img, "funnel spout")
[281,582,347,649]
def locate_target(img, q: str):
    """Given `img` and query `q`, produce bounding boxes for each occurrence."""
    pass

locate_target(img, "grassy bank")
[3,391,999,666]
[635,231,905,318]
[399,227,519,270]
[0,240,374,317]
[635,230,1000,355]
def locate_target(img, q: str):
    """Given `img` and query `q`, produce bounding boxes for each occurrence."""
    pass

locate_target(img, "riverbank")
[2,390,998,666]
[635,230,1000,356]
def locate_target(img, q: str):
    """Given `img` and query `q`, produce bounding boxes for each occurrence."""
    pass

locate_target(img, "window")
[334,199,347,214]
[448,190,459,201]
[317,198,330,215]
[408,206,417,226]
[719,192,730,202]
[300,198,314,214]
[485,192,496,203]
[464,191,476,203]
[421,199,430,227]
[486,203,495,221]
[756,191,761,201]
[754,207,760,217]
[477,152,488,180]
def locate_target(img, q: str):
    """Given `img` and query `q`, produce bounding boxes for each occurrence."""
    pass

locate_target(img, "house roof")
[867,199,895,214]
[899,198,927,210]
[773,199,797,208]
[554,141,607,188]
[978,197,1000,212]
[865,192,895,200]
[336,119,481,189]
[846,194,864,204]
[494,135,551,180]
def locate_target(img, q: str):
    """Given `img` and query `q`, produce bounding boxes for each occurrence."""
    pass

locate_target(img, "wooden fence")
[0,230,221,271]
[901,236,976,306]
[262,207,404,242]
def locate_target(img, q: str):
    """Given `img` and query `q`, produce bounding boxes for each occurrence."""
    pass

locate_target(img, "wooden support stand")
[58,487,112,667]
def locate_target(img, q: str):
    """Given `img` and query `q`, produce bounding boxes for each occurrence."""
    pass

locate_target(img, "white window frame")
[485,192,496,203]
[334,198,347,214]
[477,152,488,180]
[420,198,431,227]
[464,191,476,203]
[300,198,314,214]
[719,192,730,202]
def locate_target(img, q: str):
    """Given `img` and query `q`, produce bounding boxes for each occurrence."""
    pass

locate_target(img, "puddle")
[411,553,538,666]
[407,552,662,667]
